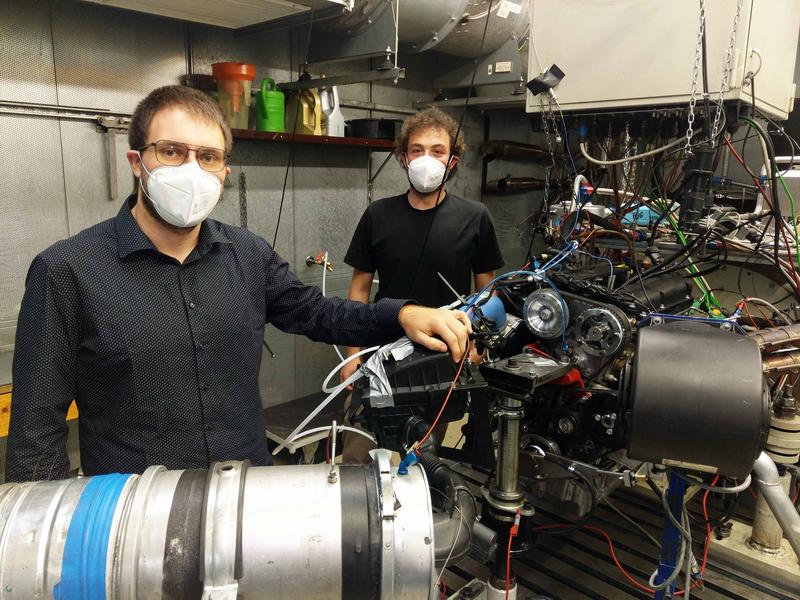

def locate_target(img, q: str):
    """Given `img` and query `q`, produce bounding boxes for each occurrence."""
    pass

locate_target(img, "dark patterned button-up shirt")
[6,196,405,481]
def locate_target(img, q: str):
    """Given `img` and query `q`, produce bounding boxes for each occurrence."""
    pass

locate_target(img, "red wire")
[506,510,521,600]
[524,344,553,358]
[700,475,720,579]
[505,534,513,599]
[416,342,470,449]
[724,137,800,286]
[532,517,712,596]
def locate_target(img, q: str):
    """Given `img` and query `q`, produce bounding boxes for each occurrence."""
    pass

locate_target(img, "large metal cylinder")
[327,0,529,58]
[431,0,530,58]
[626,322,769,479]
[0,456,435,599]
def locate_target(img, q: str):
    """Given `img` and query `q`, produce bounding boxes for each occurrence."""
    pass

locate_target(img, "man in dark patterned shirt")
[6,86,471,482]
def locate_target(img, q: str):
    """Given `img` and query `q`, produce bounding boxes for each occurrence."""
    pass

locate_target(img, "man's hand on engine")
[398,305,472,362]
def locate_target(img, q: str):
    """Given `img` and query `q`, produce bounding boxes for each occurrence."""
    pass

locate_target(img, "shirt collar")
[115,195,232,259]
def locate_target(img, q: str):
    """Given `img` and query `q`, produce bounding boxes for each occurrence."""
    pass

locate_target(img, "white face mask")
[138,158,222,228]
[406,155,448,194]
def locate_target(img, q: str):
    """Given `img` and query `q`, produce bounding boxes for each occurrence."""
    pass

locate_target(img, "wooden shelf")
[232,129,394,149]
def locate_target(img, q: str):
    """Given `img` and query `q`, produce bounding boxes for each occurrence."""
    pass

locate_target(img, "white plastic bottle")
[320,86,345,137]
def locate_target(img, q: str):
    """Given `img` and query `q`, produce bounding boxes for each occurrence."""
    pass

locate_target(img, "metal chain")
[545,94,565,199]
[711,0,744,141]
[684,0,706,156]
[238,170,248,229]
[539,94,557,206]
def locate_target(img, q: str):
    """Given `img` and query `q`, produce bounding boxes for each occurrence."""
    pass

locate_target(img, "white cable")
[742,297,793,324]
[432,492,467,595]
[694,474,752,494]
[291,424,376,445]
[569,174,589,213]
[579,134,694,166]
[322,345,381,394]
[273,368,364,455]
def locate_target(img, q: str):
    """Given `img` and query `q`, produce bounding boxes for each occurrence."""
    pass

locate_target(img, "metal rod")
[0,99,115,113]
[495,397,523,497]
[340,99,416,115]
[278,68,405,91]
[752,451,800,562]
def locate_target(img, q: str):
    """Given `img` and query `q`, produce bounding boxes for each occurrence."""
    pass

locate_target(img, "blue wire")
[540,240,579,272]
[578,250,613,280]
[560,116,578,176]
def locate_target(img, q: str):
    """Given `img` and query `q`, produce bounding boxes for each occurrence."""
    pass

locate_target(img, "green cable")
[653,197,722,312]
[777,170,800,269]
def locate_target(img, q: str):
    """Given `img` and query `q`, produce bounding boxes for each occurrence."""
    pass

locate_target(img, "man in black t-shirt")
[339,107,504,461]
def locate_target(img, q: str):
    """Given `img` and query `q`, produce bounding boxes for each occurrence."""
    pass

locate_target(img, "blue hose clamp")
[55,473,132,600]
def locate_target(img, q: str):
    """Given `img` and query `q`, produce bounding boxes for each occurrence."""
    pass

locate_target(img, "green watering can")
[255,78,285,132]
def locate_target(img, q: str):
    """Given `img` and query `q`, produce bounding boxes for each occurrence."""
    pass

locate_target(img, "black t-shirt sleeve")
[472,208,505,274]
[344,207,376,273]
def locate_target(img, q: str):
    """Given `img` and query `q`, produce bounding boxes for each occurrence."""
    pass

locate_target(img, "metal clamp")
[201,461,247,600]
[370,448,396,599]
[97,116,131,202]
[114,465,165,598]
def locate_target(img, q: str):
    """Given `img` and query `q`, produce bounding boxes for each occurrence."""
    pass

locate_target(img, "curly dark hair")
[394,107,466,159]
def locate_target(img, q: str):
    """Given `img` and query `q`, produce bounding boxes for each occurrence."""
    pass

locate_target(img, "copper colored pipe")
[763,350,800,373]
[750,324,800,351]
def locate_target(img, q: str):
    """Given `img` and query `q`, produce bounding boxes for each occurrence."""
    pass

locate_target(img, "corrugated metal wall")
[0,0,542,407]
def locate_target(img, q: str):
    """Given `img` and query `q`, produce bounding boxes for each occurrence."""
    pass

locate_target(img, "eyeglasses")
[137,140,228,172]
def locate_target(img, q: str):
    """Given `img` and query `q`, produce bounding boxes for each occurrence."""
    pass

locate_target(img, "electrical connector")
[510,509,521,537]
[397,450,420,476]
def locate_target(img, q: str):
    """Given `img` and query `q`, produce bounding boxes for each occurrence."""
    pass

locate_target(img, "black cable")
[533,459,598,536]
[700,20,712,139]
[403,0,496,299]
[742,119,784,266]
[271,7,317,249]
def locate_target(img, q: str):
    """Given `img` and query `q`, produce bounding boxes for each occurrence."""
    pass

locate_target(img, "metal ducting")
[431,0,530,58]
[0,453,436,600]
[327,0,529,58]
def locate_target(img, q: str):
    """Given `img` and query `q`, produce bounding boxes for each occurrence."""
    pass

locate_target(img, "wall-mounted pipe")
[485,177,548,193]
[482,141,549,162]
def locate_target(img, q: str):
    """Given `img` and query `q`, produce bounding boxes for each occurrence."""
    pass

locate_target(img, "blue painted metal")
[55,473,132,600]
[654,471,687,599]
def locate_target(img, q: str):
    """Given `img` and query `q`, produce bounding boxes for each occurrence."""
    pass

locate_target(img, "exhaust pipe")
[752,451,800,562]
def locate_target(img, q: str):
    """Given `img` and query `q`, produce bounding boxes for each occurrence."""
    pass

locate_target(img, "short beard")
[137,179,196,234]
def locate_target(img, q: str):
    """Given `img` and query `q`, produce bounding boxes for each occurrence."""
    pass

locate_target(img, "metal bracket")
[201,461,246,600]
[370,448,396,598]
[97,116,131,202]
[278,67,405,91]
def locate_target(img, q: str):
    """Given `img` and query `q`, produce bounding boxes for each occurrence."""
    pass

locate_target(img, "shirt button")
[197,342,205,351]
[188,302,197,310]
[205,423,214,432]
[200,383,209,392]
